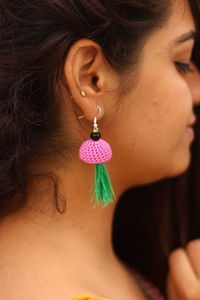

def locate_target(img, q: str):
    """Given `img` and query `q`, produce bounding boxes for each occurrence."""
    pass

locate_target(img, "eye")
[175,61,194,74]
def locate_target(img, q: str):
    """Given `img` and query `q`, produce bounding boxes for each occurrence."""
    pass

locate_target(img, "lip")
[186,126,195,138]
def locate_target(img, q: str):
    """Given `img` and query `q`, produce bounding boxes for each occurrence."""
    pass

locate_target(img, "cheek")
[135,73,192,149]
[106,69,193,188]
[110,73,193,176]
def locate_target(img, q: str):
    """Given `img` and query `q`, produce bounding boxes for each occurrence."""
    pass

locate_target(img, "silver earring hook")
[93,105,102,132]
[78,105,102,121]
[78,114,85,120]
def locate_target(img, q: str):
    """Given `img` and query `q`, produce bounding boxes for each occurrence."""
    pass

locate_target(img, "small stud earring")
[80,90,86,97]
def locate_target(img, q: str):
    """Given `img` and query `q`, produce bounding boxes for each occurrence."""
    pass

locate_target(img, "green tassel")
[90,163,116,208]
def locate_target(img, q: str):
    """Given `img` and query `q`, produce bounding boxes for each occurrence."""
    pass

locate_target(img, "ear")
[64,39,116,121]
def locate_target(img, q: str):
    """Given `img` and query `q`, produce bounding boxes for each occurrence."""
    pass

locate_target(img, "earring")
[78,114,85,120]
[79,105,116,208]
[80,90,86,97]
[77,90,86,119]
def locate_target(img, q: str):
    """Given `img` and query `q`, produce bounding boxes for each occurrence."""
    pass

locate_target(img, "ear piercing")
[80,90,86,97]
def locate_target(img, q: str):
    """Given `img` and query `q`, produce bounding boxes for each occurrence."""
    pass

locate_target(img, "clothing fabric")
[69,268,165,300]
[132,268,165,300]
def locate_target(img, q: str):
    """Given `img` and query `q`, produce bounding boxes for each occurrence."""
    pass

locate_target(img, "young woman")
[0,0,200,299]
[113,26,200,300]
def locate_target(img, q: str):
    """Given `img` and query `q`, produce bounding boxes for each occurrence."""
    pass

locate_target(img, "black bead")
[91,132,101,141]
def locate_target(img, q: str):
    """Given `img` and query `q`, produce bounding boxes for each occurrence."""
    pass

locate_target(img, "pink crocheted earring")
[78,103,116,208]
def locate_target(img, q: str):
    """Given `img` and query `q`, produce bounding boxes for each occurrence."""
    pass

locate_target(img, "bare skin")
[168,239,200,300]
[0,0,200,299]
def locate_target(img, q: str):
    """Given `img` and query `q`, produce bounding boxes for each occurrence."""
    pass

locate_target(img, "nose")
[185,62,200,106]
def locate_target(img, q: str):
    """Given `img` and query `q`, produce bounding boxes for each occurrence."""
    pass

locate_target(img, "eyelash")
[175,62,194,74]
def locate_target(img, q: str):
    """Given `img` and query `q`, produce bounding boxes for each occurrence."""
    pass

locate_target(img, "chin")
[149,150,192,183]
[167,150,192,178]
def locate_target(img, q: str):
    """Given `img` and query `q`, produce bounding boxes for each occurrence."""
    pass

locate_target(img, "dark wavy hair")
[0,0,172,217]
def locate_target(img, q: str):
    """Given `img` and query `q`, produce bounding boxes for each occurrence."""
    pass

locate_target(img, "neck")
[0,159,122,266]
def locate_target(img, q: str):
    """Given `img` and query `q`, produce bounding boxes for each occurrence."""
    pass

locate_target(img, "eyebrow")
[173,30,197,44]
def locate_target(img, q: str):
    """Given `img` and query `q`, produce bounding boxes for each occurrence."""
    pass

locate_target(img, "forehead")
[143,0,196,52]
[168,0,195,34]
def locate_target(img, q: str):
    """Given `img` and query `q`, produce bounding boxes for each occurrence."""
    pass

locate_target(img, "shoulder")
[0,267,110,300]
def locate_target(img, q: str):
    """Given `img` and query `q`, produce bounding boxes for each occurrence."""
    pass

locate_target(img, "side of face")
[107,0,200,190]
[63,0,200,195]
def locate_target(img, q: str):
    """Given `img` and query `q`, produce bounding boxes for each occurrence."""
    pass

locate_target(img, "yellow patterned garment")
[69,294,110,300]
